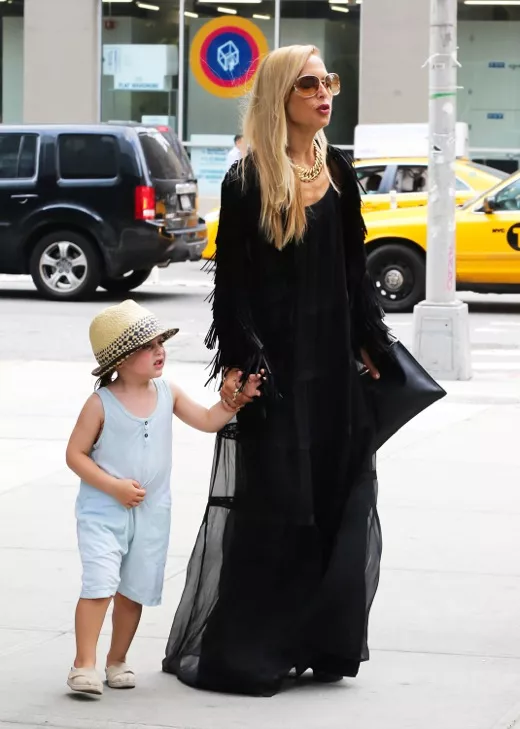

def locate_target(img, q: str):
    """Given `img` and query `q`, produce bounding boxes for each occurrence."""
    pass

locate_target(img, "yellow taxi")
[364,170,520,312]
[202,158,506,260]
[355,157,506,213]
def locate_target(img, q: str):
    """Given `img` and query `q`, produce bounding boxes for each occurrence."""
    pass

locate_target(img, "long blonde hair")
[242,45,328,250]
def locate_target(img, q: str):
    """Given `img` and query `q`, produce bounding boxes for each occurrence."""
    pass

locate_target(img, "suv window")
[139,131,184,179]
[394,166,428,194]
[0,133,38,179]
[58,134,118,179]
[356,166,386,194]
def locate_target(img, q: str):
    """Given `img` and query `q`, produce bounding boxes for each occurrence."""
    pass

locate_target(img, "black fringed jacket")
[205,145,391,393]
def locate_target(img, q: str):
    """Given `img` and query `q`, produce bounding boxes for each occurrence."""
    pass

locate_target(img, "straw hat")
[89,299,178,377]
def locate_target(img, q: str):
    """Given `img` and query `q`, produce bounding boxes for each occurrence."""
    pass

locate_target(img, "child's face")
[118,336,166,379]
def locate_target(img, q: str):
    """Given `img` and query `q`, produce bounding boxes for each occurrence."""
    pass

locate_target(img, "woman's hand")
[361,348,380,380]
[220,368,265,410]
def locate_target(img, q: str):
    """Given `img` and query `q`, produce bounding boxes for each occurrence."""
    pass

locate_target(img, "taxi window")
[394,166,427,194]
[494,179,520,212]
[356,166,386,194]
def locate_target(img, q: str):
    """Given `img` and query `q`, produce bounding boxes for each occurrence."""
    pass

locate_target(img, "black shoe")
[312,670,344,684]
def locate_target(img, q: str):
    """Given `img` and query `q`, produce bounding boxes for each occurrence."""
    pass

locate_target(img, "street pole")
[412,0,472,380]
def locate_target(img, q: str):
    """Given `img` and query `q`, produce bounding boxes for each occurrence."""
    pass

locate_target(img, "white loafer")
[67,667,103,695]
[105,663,136,689]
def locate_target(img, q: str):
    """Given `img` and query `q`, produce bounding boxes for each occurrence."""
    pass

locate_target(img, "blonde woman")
[163,45,391,696]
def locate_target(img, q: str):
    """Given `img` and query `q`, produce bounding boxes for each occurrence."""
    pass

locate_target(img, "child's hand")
[240,373,264,403]
[113,479,146,509]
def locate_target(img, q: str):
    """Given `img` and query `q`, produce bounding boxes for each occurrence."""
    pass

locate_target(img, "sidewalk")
[1,360,520,729]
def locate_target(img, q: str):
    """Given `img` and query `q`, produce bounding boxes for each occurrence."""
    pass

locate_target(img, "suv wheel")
[101,269,153,293]
[367,243,425,313]
[30,231,101,301]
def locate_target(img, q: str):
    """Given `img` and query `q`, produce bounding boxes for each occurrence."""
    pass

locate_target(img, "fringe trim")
[202,253,280,399]
[354,273,395,355]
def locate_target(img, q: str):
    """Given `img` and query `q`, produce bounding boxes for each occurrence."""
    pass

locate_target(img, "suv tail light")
[135,186,156,221]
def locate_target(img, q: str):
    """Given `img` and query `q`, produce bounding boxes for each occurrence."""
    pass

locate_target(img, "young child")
[65,299,262,696]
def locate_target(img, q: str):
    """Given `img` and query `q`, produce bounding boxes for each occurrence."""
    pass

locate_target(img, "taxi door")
[456,176,520,285]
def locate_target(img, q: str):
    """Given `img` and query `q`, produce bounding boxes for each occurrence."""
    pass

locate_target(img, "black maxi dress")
[163,147,391,697]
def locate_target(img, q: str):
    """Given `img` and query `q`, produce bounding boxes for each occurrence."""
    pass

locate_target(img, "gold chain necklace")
[293,142,324,183]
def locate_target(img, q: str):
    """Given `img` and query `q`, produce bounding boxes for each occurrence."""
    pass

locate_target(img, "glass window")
[394,166,428,194]
[182,4,274,200]
[183,3,274,142]
[455,177,470,191]
[0,0,24,124]
[280,0,361,146]
[458,3,520,153]
[102,1,180,131]
[494,179,520,212]
[58,135,119,180]
[356,166,386,194]
[139,131,185,179]
[0,133,37,179]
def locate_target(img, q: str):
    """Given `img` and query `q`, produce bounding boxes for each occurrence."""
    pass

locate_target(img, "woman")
[163,45,391,697]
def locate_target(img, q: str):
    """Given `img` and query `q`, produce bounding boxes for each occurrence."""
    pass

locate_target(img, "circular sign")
[190,17,269,99]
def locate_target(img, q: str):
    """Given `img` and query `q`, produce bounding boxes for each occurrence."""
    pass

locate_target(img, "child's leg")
[107,592,142,666]
[74,596,112,668]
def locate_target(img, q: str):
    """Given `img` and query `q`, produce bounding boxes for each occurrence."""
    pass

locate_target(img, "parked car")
[0,123,207,300]
[363,170,520,312]
[201,156,506,260]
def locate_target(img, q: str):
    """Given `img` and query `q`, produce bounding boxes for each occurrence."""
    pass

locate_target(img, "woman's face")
[286,55,334,133]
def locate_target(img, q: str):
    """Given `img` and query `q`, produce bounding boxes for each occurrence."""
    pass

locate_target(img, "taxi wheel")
[367,243,425,313]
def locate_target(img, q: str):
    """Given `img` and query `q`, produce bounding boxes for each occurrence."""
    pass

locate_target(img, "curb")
[0,275,212,289]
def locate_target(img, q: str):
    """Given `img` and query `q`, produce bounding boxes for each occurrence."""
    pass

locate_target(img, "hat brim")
[91,326,179,377]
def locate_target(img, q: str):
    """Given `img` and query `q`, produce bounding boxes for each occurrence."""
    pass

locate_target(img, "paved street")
[3,266,520,728]
[4,263,520,377]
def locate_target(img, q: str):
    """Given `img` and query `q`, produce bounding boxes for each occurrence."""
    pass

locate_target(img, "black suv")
[0,124,207,300]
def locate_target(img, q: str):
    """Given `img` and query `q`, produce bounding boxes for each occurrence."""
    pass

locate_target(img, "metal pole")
[177,0,186,142]
[274,0,281,49]
[426,0,456,304]
[412,0,472,381]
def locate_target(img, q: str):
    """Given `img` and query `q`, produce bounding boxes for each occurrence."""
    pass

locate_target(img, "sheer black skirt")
[163,363,382,697]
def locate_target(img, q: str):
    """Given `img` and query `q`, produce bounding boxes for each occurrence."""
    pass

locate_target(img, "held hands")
[220,369,265,412]
[113,478,146,509]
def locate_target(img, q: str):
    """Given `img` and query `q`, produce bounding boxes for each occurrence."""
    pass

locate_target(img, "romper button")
[145,421,148,425]
[144,433,149,438]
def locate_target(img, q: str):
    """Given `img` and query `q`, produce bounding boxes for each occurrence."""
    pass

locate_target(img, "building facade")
[1,0,520,157]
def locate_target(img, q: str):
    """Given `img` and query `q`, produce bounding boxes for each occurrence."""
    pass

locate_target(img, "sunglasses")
[293,73,341,98]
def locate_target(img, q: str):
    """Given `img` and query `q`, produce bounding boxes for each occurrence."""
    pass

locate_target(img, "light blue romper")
[75,379,173,607]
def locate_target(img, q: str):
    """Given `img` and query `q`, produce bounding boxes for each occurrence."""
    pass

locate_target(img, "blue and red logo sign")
[190,17,269,98]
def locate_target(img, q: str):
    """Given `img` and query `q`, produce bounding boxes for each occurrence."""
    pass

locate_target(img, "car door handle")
[11,194,39,202]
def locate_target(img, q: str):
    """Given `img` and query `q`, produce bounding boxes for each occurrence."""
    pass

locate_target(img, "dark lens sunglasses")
[293,72,341,98]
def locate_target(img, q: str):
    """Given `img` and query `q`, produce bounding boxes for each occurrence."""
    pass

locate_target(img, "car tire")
[30,230,102,301]
[367,243,425,313]
[101,269,153,293]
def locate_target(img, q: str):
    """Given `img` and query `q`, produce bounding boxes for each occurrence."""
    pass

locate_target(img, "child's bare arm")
[66,394,145,508]
[171,375,262,433]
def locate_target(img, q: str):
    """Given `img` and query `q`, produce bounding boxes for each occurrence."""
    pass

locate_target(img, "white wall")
[359,0,429,125]
[24,0,101,123]
[2,17,24,124]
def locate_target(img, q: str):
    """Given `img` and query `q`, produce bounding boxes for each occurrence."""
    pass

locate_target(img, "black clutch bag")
[361,341,447,451]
